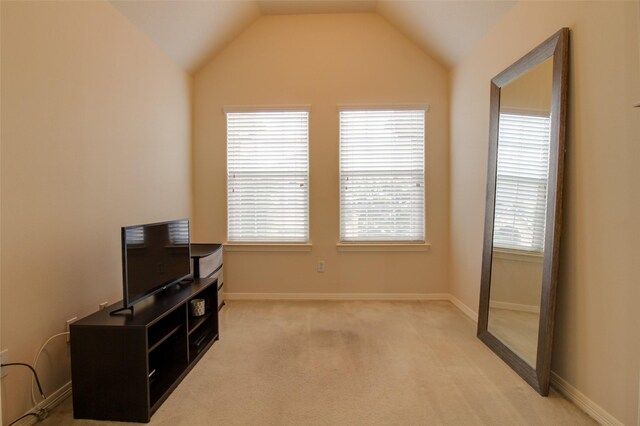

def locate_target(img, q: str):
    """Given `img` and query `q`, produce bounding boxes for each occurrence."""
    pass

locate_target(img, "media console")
[70,277,219,423]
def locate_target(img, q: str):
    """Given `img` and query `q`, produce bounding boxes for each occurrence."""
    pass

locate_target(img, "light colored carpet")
[42,300,594,425]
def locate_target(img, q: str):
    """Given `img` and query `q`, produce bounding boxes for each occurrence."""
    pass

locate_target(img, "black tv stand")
[70,277,219,423]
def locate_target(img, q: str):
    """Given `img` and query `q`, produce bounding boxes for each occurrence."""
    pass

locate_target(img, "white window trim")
[493,248,544,264]
[224,243,312,252]
[223,105,311,113]
[337,103,430,112]
[336,242,431,252]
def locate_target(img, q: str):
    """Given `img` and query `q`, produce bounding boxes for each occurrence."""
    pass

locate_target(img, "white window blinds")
[227,111,309,243]
[493,112,551,252]
[339,109,425,242]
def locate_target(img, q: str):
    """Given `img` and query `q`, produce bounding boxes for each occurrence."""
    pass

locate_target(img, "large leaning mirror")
[477,28,569,396]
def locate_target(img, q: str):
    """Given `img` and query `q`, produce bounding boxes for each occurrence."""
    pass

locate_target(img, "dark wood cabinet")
[70,277,218,423]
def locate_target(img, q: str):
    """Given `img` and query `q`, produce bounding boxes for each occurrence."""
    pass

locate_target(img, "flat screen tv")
[117,219,191,314]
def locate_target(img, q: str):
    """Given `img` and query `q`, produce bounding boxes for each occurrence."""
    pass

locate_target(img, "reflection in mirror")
[487,57,554,367]
[477,28,569,396]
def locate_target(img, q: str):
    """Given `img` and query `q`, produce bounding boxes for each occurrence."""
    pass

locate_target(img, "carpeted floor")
[42,300,595,425]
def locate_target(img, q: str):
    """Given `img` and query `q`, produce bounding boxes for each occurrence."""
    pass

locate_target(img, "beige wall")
[490,252,543,309]
[500,56,553,114]
[450,2,640,424]
[0,1,191,423]
[193,14,450,295]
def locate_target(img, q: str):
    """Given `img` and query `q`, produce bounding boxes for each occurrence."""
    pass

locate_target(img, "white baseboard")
[13,381,72,426]
[225,292,480,323]
[447,294,478,322]
[447,296,623,425]
[441,295,622,425]
[490,300,540,314]
[551,372,624,426]
[225,292,451,301]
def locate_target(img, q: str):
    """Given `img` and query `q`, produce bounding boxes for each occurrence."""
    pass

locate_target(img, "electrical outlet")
[99,301,109,311]
[66,317,77,343]
[317,260,326,273]
[1,349,8,378]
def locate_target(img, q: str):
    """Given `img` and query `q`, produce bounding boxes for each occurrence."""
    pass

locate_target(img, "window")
[339,109,425,242]
[226,110,309,243]
[493,112,551,252]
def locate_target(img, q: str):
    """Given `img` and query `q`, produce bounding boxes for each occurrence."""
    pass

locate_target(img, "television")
[116,219,192,314]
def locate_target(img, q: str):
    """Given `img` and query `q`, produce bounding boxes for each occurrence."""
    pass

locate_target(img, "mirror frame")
[477,28,569,396]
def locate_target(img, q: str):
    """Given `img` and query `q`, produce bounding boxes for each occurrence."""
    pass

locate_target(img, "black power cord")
[3,362,48,425]
[1,362,47,399]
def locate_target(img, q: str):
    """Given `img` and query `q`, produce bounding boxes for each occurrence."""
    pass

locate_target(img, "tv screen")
[121,219,191,309]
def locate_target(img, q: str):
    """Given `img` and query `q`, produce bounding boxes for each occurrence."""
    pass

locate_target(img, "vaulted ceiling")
[109,0,516,74]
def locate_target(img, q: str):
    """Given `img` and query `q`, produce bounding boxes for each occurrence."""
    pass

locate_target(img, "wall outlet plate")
[0,349,8,378]
[317,260,326,273]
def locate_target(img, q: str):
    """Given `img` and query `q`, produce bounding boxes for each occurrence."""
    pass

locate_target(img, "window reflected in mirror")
[487,56,553,368]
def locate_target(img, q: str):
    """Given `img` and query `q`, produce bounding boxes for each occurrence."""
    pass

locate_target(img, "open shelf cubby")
[187,283,218,363]
[148,308,185,351]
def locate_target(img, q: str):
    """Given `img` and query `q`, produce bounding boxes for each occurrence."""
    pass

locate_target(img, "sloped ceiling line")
[109,0,517,74]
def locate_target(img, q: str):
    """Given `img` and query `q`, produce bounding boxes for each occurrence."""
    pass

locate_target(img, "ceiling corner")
[109,0,261,74]
[376,0,517,70]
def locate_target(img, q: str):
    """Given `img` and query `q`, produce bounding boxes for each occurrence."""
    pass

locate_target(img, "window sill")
[336,242,431,252]
[224,243,312,252]
[493,248,543,263]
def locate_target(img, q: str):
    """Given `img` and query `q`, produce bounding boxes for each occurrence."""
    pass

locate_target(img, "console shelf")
[70,277,219,423]
[148,323,182,353]
[189,312,213,335]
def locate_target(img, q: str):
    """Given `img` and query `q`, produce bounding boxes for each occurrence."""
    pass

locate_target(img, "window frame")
[225,106,311,245]
[337,105,429,245]
[493,109,551,253]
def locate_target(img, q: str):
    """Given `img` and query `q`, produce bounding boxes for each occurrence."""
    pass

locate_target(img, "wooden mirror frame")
[477,28,569,396]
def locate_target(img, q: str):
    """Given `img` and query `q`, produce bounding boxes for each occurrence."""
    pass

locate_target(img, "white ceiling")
[109,0,517,73]
[378,1,516,68]
[109,0,261,72]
